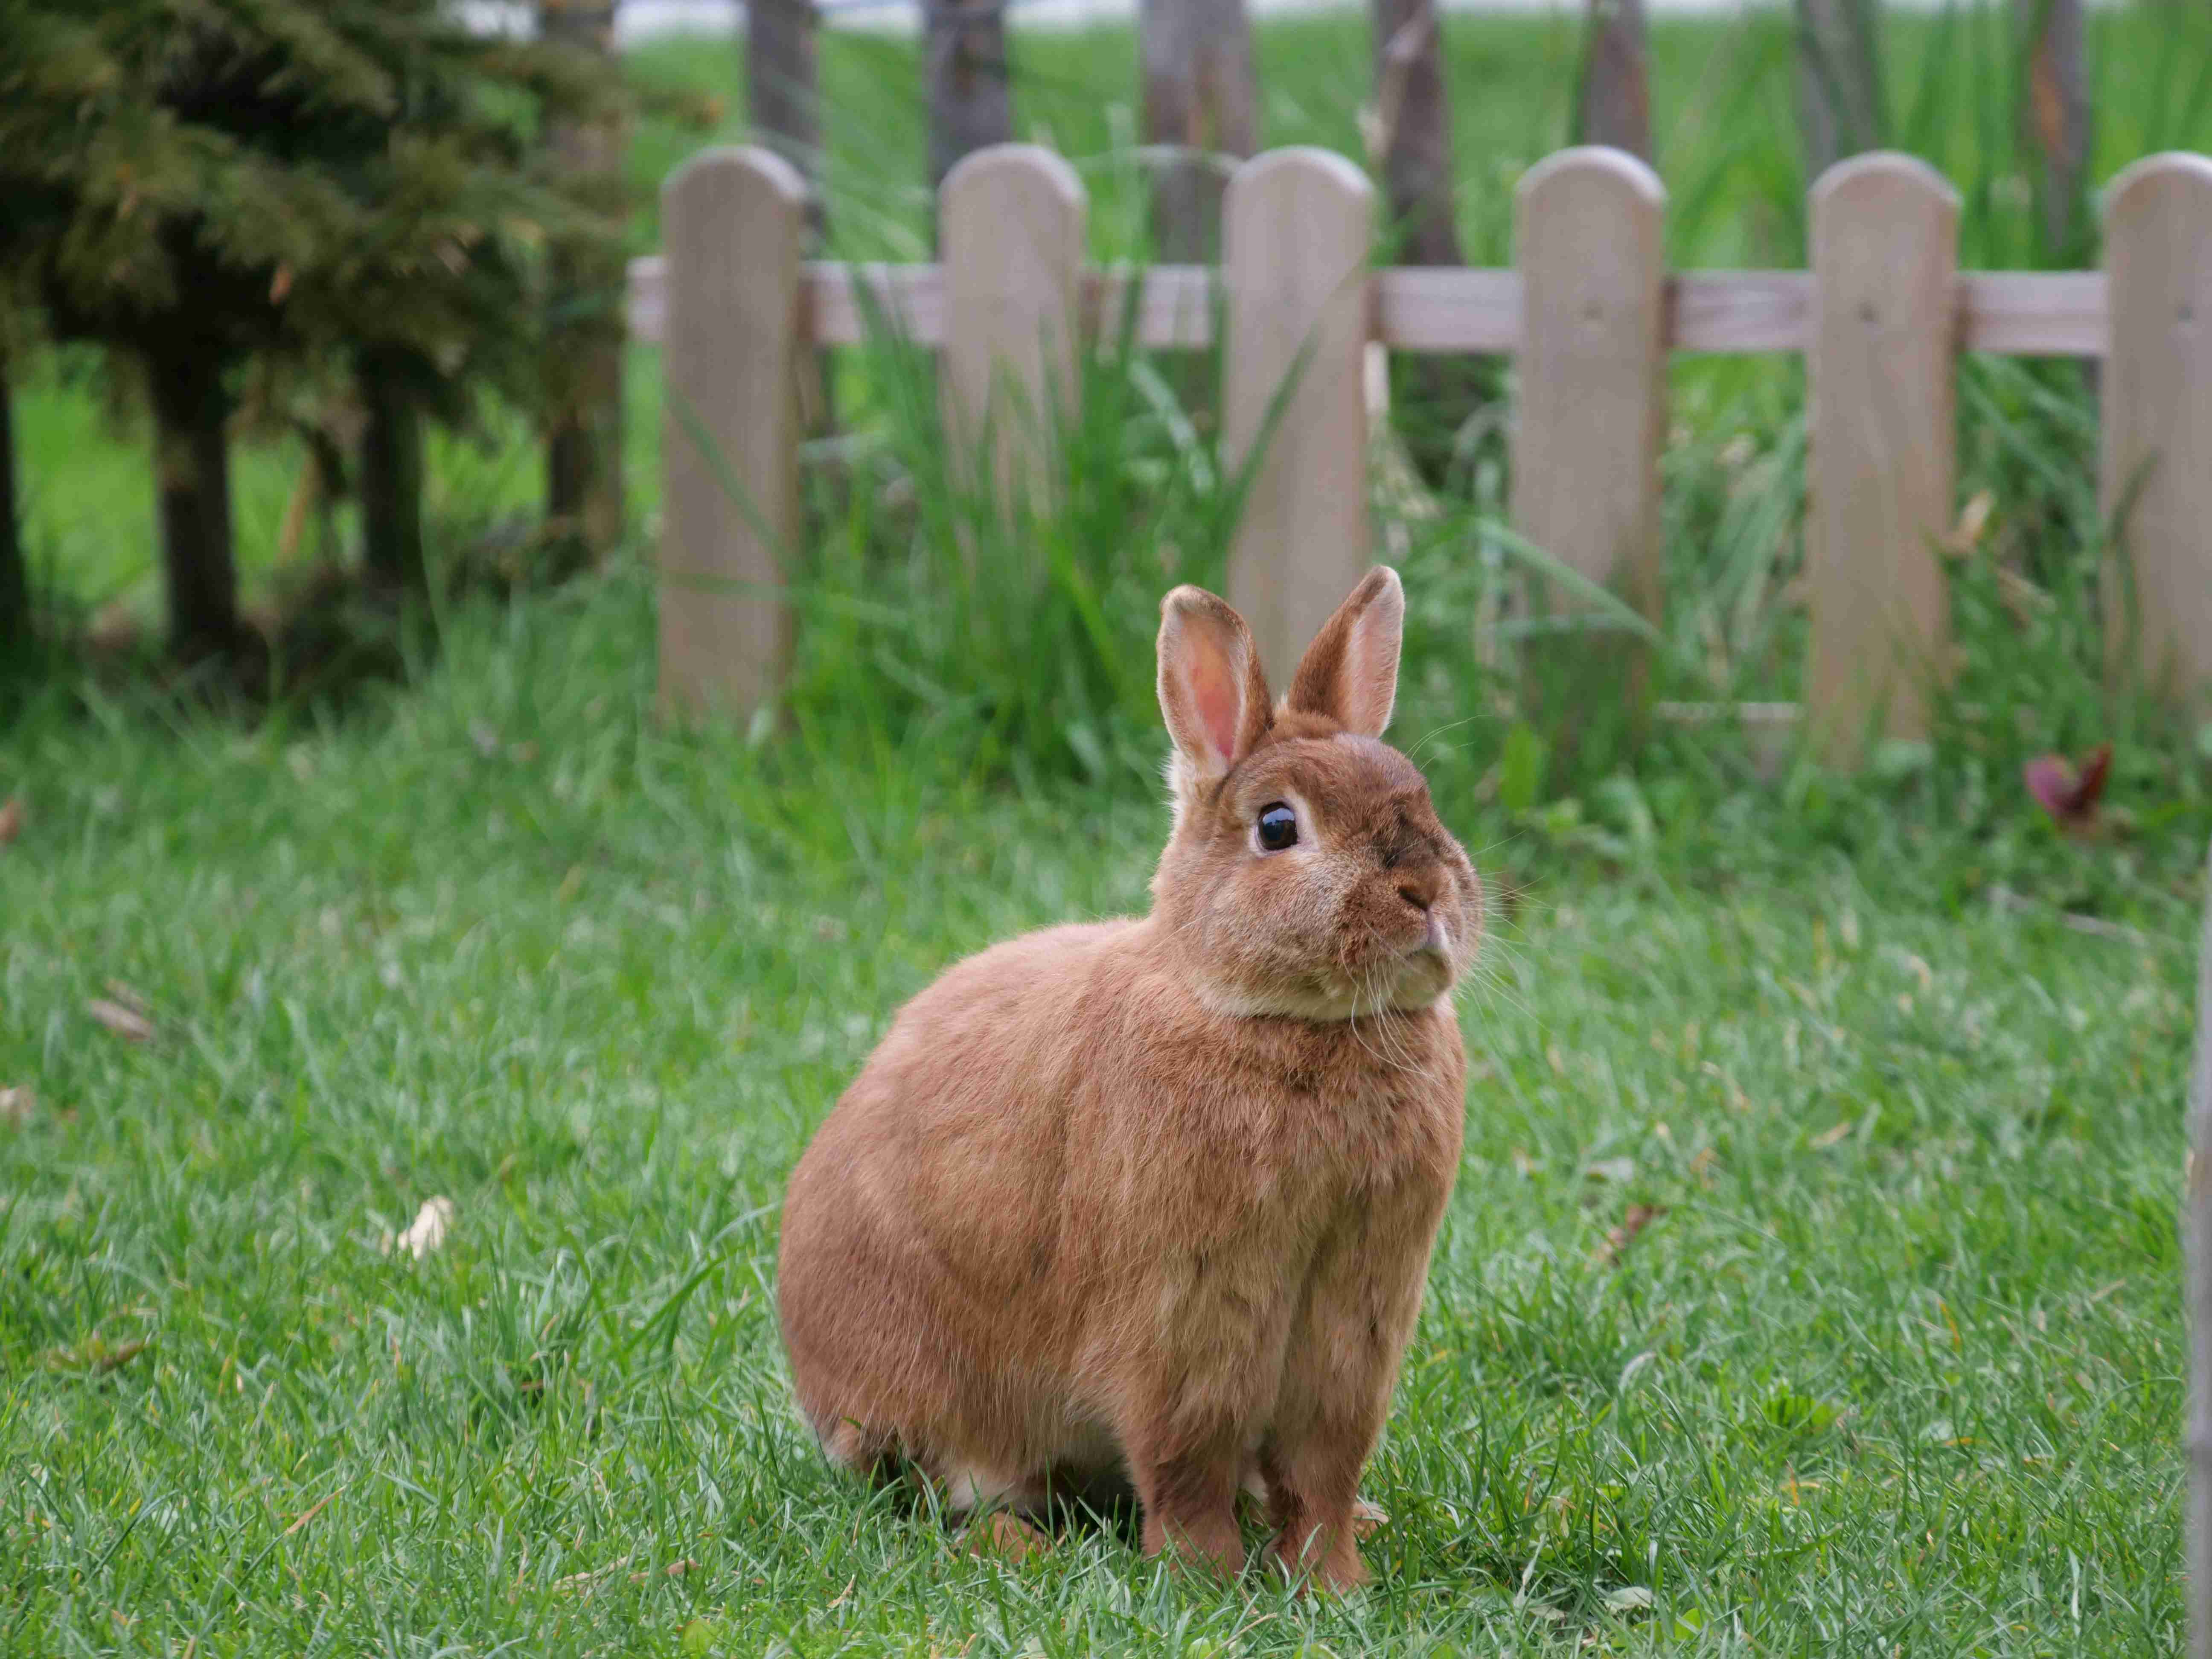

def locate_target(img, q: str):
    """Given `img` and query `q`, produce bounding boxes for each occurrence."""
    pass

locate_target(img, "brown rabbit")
[777,568,1478,1593]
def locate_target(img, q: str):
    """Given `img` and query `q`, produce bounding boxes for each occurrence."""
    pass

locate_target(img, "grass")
[0,564,2200,1653]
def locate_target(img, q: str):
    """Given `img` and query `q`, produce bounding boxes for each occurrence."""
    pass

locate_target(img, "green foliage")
[0,0,621,403]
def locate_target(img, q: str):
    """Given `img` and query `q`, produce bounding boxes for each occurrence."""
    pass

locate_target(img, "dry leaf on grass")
[0,1086,33,1129]
[629,1560,696,1583]
[1593,1204,1667,1269]
[383,1196,457,1259]
[283,1490,341,1537]
[86,998,154,1043]
[554,1560,628,1595]
[41,1336,148,1374]
[0,797,23,846]
[1809,1120,1854,1150]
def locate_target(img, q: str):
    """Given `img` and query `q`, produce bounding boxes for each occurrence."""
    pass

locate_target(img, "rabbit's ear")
[1286,566,1403,738]
[1158,586,1271,786]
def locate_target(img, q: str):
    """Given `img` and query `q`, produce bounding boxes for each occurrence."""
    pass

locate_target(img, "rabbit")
[777,567,1479,1594]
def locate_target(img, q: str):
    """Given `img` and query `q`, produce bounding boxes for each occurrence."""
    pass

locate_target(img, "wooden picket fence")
[625,142,2212,764]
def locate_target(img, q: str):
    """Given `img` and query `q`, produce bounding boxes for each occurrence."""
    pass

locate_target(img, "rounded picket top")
[1515,144,1665,216]
[1220,147,1376,686]
[2102,149,2212,228]
[1805,149,1960,762]
[1512,142,1668,649]
[1810,150,1960,238]
[658,144,810,721]
[663,143,810,225]
[940,144,1089,509]
[1224,147,1374,267]
[939,141,1087,227]
[2099,150,2212,704]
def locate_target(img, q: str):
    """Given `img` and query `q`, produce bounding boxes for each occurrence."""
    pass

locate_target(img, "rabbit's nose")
[1396,870,1441,911]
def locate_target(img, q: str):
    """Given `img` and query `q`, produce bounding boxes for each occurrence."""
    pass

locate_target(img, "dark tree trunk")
[749,0,823,186]
[358,350,427,596]
[0,350,26,649]
[2019,0,2091,261]
[748,0,835,432]
[145,347,241,659]
[1795,0,1886,177]
[1372,0,1464,268]
[1371,0,1491,487]
[1576,0,1651,159]
[540,0,625,558]
[1141,0,1256,262]
[926,0,1012,195]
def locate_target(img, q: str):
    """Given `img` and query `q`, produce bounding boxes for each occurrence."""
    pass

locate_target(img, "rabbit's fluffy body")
[778,571,1478,1592]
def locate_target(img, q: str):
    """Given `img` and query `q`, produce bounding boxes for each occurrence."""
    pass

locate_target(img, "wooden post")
[2190,836,2212,1659]
[926,0,1013,195]
[658,148,807,720]
[1795,0,1885,176]
[1805,152,1958,765]
[1513,147,1667,624]
[2100,153,2212,712]
[1222,149,1374,686]
[2017,0,2091,261]
[1576,0,1651,160]
[1141,0,1256,263]
[939,145,1086,518]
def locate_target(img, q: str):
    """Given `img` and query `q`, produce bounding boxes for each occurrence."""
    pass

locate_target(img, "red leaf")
[2024,743,2111,832]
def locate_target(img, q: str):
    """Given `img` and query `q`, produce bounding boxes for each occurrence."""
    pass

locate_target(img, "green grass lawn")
[0,566,2198,1653]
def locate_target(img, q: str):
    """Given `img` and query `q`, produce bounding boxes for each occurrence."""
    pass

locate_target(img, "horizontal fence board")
[1374,267,1521,351]
[1089,265,1214,348]
[1960,271,2106,355]
[1671,272,1807,351]
[627,259,2110,356]
[809,263,945,343]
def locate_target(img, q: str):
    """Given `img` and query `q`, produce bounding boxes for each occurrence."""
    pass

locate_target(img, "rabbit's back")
[777,918,1141,1473]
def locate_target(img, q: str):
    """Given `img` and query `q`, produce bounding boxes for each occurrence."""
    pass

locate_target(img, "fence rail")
[630,141,2212,763]
[626,261,2112,357]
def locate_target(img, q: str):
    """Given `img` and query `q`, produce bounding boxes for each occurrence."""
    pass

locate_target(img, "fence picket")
[1806,152,1959,765]
[658,147,806,720]
[1513,146,1668,631]
[940,145,1087,519]
[1222,149,1375,686]
[2101,152,2212,709]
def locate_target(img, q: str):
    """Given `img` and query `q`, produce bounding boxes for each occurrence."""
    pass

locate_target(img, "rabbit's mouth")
[1344,920,1456,1011]
[1390,938,1456,1005]
[1409,911,1452,962]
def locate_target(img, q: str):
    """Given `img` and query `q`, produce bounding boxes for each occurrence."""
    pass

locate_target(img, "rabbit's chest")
[1145,1062,1458,1236]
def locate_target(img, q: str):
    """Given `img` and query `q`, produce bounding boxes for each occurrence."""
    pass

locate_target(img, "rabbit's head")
[1151,568,1481,1020]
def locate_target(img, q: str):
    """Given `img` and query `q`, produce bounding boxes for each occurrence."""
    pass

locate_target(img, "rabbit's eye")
[1256,803,1298,852]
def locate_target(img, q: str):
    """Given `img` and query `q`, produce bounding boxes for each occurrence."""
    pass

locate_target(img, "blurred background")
[3,0,2209,907]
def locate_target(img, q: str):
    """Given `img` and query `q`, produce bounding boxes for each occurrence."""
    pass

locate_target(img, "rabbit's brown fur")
[778,570,1477,1593]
